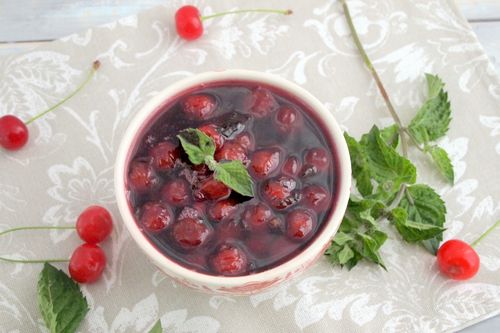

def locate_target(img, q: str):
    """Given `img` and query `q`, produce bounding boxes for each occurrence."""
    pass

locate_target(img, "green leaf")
[38,263,89,333]
[398,184,446,254]
[390,207,445,243]
[344,132,373,196]
[148,320,163,333]
[333,232,354,246]
[408,75,451,144]
[379,124,400,149]
[362,126,417,192]
[358,232,387,269]
[429,146,454,184]
[425,73,445,99]
[215,160,254,197]
[177,128,216,165]
[337,245,355,265]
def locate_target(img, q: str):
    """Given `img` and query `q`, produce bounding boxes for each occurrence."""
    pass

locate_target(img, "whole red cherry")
[175,6,204,40]
[437,239,480,280]
[0,115,29,151]
[76,205,113,244]
[69,243,106,283]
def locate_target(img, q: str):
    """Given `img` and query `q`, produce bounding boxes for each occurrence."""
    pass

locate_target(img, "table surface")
[0,1,499,332]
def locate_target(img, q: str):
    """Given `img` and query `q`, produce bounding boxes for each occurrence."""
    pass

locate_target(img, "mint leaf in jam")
[148,319,163,333]
[177,128,216,165]
[177,128,254,197]
[215,160,254,197]
[38,263,89,333]
[429,146,454,184]
[408,74,451,144]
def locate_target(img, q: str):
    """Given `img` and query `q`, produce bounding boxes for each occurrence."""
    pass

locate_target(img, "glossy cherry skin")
[182,94,217,119]
[304,147,330,172]
[161,179,191,206]
[302,185,331,212]
[172,218,211,249]
[149,141,180,171]
[69,243,106,283]
[243,203,273,232]
[286,209,316,241]
[437,239,480,280]
[211,244,248,276]
[249,149,281,178]
[128,160,159,192]
[0,115,29,151]
[76,205,113,244]
[140,202,173,232]
[175,5,204,40]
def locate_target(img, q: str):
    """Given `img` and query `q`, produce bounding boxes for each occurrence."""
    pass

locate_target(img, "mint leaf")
[398,184,446,253]
[429,146,454,184]
[215,160,254,197]
[337,245,355,265]
[148,320,162,333]
[333,232,354,246]
[379,124,400,149]
[359,232,387,269]
[390,207,445,242]
[345,133,373,196]
[425,73,445,99]
[362,126,416,193]
[177,128,216,165]
[38,263,89,333]
[408,74,451,144]
[326,197,388,269]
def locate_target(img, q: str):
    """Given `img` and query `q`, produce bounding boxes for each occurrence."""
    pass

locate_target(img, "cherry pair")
[69,205,113,283]
[0,205,113,284]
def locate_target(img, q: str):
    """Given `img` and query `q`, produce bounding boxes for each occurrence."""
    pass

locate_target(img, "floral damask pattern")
[1,0,500,332]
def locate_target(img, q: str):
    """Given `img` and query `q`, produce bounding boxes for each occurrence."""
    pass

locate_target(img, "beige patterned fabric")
[1,1,500,332]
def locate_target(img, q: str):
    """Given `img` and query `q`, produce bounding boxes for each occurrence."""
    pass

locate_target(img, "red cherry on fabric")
[0,115,29,151]
[69,243,106,283]
[437,239,480,280]
[175,6,204,40]
[76,205,113,244]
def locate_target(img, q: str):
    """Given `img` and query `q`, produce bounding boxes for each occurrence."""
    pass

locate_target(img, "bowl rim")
[114,69,351,288]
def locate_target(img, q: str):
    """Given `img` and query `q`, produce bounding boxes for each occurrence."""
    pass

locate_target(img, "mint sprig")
[38,263,89,333]
[177,128,254,197]
[329,0,456,270]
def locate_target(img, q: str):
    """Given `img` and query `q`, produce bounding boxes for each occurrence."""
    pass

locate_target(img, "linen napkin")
[1,0,500,332]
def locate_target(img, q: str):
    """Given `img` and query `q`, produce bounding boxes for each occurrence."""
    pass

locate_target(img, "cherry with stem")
[175,5,292,41]
[0,205,112,283]
[0,60,101,151]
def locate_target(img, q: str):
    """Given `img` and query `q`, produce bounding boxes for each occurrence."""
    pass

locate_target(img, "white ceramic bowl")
[114,70,351,295]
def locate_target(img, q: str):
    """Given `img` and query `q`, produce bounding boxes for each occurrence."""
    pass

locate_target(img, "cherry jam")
[126,81,338,276]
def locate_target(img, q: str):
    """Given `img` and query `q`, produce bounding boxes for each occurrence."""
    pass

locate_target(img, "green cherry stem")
[340,0,408,157]
[201,8,292,21]
[24,60,101,125]
[0,226,75,263]
[470,220,500,248]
